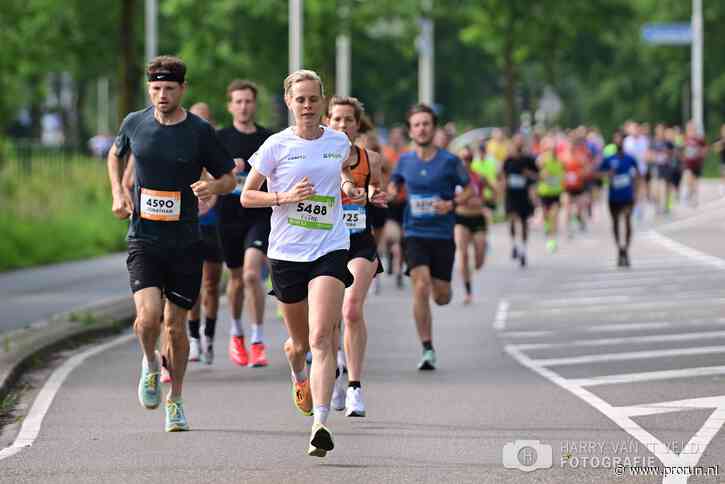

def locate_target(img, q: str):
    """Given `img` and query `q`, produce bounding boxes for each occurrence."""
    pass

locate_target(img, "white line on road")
[0,332,135,461]
[499,330,554,338]
[509,330,725,351]
[617,395,725,418]
[505,345,719,484]
[493,299,509,331]
[648,230,725,270]
[507,297,725,318]
[568,366,725,387]
[587,319,725,333]
[532,345,725,367]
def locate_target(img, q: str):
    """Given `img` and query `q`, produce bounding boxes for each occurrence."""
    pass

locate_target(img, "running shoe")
[160,353,172,384]
[203,343,214,365]
[292,378,313,416]
[463,293,473,305]
[189,337,201,362]
[249,342,268,368]
[228,336,249,366]
[331,370,346,411]
[305,351,313,365]
[164,399,190,432]
[396,272,404,289]
[511,246,518,260]
[520,253,527,268]
[307,423,334,457]
[418,349,437,371]
[345,387,366,417]
[138,352,161,409]
[546,239,558,253]
[622,249,631,268]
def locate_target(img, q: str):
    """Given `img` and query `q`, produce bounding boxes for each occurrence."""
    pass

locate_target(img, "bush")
[0,156,127,271]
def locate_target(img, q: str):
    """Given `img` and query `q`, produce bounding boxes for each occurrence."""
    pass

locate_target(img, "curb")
[0,297,135,401]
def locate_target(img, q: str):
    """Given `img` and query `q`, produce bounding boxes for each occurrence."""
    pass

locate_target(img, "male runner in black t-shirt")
[216,80,272,368]
[108,56,235,432]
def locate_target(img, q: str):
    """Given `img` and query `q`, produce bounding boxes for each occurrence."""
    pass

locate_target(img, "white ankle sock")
[314,404,330,426]
[291,367,307,383]
[251,324,263,344]
[229,318,243,337]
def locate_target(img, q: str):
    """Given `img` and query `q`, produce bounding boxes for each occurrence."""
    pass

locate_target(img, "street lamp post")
[289,0,303,123]
[417,0,434,105]
[145,0,158,63]
[691,0,704,135]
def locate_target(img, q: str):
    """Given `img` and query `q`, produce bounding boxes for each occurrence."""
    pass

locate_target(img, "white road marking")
[510,330,725,351]
[588,319,725,333]
[532,345,725,367]
[0,332,134,461]
[492,299,509,331]
[648,230,725,270]
[505,345,723,484]
[618,395,725,418]
[499,330,554,338]
[507,297,725,318]
[569,366,725,387]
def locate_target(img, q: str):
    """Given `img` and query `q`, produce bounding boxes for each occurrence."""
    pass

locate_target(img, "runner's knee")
[342,298,364,325]
[242,268,261,288]
[308,324,333,352]
[433,289,452,306]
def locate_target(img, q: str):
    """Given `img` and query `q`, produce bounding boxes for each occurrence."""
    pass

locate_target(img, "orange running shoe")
[249,342,268,368]
[228,336,249,366]
[292,379,313,416]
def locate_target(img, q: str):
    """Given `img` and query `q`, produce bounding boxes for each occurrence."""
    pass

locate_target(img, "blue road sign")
[642,23,692,45]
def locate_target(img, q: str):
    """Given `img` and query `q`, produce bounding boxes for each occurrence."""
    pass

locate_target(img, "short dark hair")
[227,79,258,100]
[147,55,186,83]
[327,96,364,123]
[406,103,437,128]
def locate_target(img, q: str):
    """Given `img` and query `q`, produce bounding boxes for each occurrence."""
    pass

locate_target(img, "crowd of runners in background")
[109,55,725,457]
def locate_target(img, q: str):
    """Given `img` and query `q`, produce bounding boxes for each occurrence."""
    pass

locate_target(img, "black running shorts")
[454,214,487,234]
[200,224,223,263]
[126,240,203,310]
[348,231,384,275]
[269,250,354,304]
[219,218,271,269]
[404,236,456,282]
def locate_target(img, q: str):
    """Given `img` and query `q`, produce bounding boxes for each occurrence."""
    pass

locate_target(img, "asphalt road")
[2,185,725,484]
[0,252,128,333]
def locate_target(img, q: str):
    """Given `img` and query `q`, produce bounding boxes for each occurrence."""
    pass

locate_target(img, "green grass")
[0,157,128,272]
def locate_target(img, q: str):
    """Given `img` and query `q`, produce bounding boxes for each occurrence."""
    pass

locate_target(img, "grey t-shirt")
[114,107,234,247]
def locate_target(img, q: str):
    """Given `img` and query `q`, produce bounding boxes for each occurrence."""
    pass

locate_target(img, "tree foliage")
[2,0,725,143]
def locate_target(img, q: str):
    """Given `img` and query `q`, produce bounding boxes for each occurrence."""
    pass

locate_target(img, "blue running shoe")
[417,349,437,371]
[138,352,161,409]
[165,399,190,432]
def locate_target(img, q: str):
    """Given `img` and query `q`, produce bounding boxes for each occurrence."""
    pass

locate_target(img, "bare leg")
[163,299,191,399]
[410,266,433,343]
[243,248,266,331]
[308,276,345,408]
[342,258,378,383]
[133,288,163,363]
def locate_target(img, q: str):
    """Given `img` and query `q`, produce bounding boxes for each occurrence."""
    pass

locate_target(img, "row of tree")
[2,0,724,147]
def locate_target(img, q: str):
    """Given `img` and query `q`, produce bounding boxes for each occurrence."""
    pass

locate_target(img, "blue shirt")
[199,206,219,226]
[391,149,469,239]
[600,153,638,203]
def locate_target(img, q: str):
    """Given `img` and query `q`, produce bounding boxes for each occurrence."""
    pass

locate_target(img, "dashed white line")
[509,330,725,351]
[492,299,509,331]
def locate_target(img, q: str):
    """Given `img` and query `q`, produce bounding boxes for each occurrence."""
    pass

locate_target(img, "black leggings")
[509,214,529,243]
[609,201,633,249]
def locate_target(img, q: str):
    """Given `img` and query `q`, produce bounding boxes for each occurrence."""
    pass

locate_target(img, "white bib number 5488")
[288,195,335,230]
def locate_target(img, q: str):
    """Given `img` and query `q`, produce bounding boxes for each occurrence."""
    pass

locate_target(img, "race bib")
[289,195,335,230]
[545,175,561,187]
[612,174,631,189]
[508,174,526,189]
[233,170,248,195]
[343,204,366,234]
[409,194,439,218]
[140,188,181,221]
[566,172,580,185]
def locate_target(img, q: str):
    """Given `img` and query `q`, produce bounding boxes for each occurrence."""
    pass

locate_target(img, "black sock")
[465,281,472,295]
[203,317,216,339]
[422,341,434,351]
[348,381,361,389]
[188,319,200,339]
[335,367,341,379]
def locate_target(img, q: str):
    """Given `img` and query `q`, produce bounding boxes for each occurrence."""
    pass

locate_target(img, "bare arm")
[341,148,366,204]
[366,150,388,206]
[107,144,133,219]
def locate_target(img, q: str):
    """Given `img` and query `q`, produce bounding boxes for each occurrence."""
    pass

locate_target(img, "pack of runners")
[108,54,717,457]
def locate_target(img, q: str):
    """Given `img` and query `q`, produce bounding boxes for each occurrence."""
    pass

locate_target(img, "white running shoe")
[345,387,366,417]
[188,337,201,362]
[331,369,346,411]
